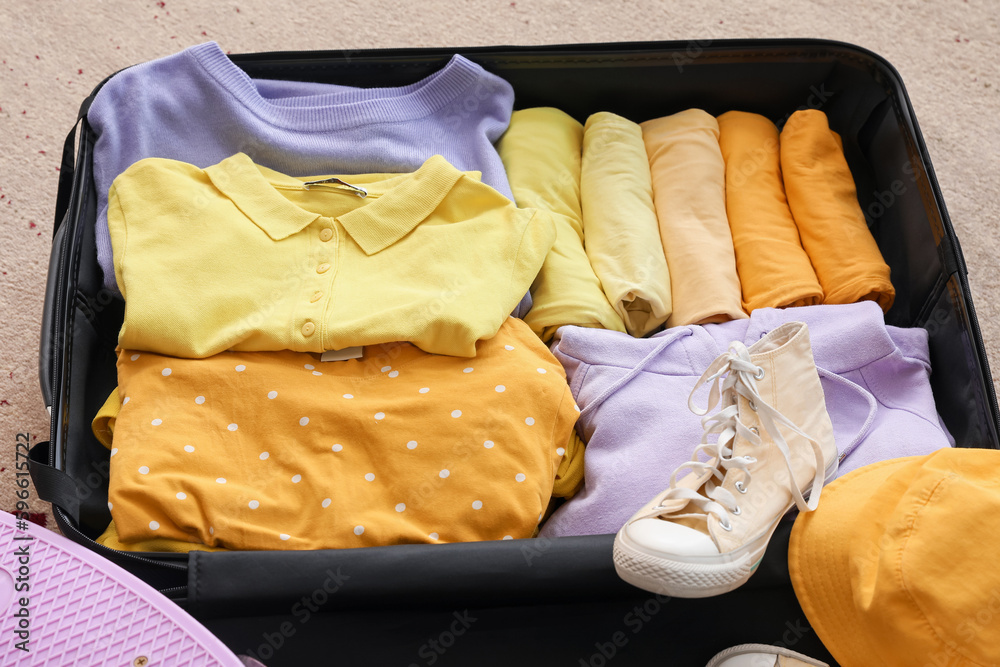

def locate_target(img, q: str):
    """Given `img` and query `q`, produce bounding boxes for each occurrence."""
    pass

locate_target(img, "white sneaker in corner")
[705,643,829,667]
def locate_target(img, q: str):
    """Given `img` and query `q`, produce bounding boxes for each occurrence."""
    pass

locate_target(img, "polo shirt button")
[319,228,334,242]
[301,322,316,337]
[317,263,331,274]
[311,291,323,303]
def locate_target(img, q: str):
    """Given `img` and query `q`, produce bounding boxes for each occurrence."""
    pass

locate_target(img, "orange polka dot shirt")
[92,318,584,552]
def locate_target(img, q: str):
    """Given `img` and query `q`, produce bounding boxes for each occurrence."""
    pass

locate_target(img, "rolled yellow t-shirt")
[641,109,747,327]
[780,109,894,312]
[581,112,672,337]
[717,111,823,313]
[498,107,626,341]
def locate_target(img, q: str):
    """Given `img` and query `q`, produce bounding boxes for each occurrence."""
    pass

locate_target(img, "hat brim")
[789,456,923,667]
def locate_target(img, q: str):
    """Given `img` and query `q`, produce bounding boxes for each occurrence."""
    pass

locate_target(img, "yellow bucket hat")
[789,447,1000,667]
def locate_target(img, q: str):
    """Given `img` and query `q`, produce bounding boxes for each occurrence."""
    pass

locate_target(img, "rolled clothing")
[498,108,626,341]
[780,109,895,312]
[539,301,953,538]
[581,112,672,336]
[641,109,747,327]
[717,110,823,312]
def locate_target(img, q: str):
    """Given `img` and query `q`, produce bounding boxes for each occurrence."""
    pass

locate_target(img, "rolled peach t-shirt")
[641,109,746,327]
[717,111,823,313]
[780,109,894,312]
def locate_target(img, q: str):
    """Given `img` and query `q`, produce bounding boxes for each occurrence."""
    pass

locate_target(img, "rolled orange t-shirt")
[717,111,823,313]
[780,110,894,312]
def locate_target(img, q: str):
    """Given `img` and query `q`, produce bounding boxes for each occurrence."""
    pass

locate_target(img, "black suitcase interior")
[31,39,1000,666]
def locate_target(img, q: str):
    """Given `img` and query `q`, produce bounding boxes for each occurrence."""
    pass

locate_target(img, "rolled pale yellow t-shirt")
[581,112,672,337]
[717,111,823,313]
[641,109,747,327]
[780,109,894,312]
[498,108,626,341]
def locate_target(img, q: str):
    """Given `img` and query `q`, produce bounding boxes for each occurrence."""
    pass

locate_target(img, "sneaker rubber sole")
[0,510,246,666]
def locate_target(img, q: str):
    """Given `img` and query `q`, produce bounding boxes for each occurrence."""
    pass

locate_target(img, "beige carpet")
[1,0,998,530]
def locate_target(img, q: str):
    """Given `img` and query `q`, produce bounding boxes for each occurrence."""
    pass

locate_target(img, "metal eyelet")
[731,505,741,516]
[754,367,765,380]
[735,481,748,494]
[719,518,733,531]
[748,399,758,412]
[744,456,757,464]
[749,426,760,436]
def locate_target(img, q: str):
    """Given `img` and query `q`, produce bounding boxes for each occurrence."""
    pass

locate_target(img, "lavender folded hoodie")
[540,302,954,538]
[88,42,519,305]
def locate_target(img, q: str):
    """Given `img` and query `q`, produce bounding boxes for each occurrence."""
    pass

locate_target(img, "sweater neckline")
[187,42,484,132]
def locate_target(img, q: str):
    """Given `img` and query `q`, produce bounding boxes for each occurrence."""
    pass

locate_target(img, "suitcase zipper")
[54,505,189,577]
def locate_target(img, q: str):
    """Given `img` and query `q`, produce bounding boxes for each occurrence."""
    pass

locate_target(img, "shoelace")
[638,341,828,533]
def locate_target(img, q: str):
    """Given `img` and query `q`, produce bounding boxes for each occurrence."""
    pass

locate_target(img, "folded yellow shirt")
[780,110,895,312]
[717,111,823,313]
[581,112,672,337]
[92,318,585,553]
[497,108,626,341]
[107,153,556,358]
[641,109,747,327]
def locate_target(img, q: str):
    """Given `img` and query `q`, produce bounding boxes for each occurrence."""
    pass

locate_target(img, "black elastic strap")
[52,94,95,234]
[52,126,77,232]
[28,441,81,523]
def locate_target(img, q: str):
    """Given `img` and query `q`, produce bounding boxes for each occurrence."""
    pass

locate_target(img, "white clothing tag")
[321,347,364,362]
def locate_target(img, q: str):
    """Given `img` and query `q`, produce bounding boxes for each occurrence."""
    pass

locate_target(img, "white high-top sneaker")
[706,644,829,667]
[613,321,837,598]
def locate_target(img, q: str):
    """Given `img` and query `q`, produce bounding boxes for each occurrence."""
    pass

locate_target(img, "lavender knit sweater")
[88,42,517,297]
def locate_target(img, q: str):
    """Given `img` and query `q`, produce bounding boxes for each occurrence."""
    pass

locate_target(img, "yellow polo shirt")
[107,153,556,358]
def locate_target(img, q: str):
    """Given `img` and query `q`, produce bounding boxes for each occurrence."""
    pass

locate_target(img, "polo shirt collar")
[206,153,320,241]
[205,153,465,254]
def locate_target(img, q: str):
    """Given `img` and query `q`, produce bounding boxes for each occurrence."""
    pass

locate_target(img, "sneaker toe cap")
[624,518,720,557]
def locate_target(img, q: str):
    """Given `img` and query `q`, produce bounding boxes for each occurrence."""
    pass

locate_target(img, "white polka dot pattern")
[106,318,581,550]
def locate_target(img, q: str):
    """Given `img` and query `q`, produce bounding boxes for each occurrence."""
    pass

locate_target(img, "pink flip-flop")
[0,511,261,666]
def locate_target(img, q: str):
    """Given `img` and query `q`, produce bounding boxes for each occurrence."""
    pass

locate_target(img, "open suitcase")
[30,38,1000,665]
